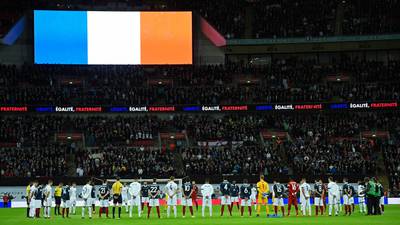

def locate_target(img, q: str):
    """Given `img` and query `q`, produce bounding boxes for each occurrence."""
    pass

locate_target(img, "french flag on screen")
[34,10,192,65]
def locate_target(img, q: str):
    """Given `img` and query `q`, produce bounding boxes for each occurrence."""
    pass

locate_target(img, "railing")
[227,34,400,46]
[0,174,369,186]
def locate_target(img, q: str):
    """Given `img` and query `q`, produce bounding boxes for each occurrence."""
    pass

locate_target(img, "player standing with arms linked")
[165,176,178,218]
[91,182,96,215]
[272,180,285,217]
[314,179,325,216]
[328,177,339,216]
[350,183,356,213]
[256,175,270,217]
[81,179,93,219]
[148,178,161,218]
[192,181,199,211]
[141,181,150,212]
[34,182,43,218]
[336,179,342,213]
[182,178,195,218]
[43,180,53,219]
[357,180,367,213]
[28,181,38,218]
[322,181,328,213]
[129,178,142,218]
[98,181,110,218]
[61,183,71,218]
[111,177,123,219]
[342,178,352,216]
[240,179,252,217]
[287,178,299,216]
[69,182,77,215]
[121,183,129,213]
[201,178,214,217]
[230,181,240,211]
[300,178,311,216]
[377,179,385,214]
[250,185,257,210]
[219,179,232,216]
[36,184,44,218]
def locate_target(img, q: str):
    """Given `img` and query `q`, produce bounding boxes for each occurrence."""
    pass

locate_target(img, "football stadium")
[0,0,399,225]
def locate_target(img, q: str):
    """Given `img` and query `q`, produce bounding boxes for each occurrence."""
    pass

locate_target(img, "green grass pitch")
[1,206,398,225]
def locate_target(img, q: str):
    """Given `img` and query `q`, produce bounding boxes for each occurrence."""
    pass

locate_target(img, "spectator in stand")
[342,0,400,35]
[0,145,67,177]
[0,112,398,179]
[1,58,399,105]
[75,146,175,178]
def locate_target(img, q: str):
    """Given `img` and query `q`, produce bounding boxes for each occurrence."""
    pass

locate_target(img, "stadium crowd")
[1,112,397,180]
[74,146,175,178]
[383,141,400,195]
[0,58,399,105]
[285,139,378,176]
[0,2,399,222]
[252,0,336,38]
[342,0,400,35]
[181,144,286,176]
[0,145,67,177]
[2,0,400,40]
[173,0,400,39]
[172,0,246,39]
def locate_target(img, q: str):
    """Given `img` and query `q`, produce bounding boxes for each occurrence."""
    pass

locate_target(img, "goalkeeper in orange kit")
[256,175,270,217]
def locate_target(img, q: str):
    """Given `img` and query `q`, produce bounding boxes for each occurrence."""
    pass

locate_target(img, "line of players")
[26,176,200,219]
[216,175,385,218]
[25,175,385,219]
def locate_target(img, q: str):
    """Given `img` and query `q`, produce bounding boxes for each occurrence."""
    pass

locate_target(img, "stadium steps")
[277,141,288,163]
[173,147,185,177]
[259,132,265,145]
[376,142,390,189]
[66,154,77,176]
[374,140,386,172]
[378,175,390,190]
[244,5,254,38]
[335,1,344,35]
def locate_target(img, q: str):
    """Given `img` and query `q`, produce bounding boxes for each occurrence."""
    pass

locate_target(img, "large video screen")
[34,10,192,65]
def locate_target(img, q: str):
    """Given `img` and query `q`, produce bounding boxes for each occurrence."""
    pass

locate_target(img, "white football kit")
[300,182,311,216]
[165,181,178,206]
[165,181,178,218]
[357,184,367,213]
[327,181,339,216]
[81,184,93,218]
[43,185,52,218]
[43,185,52,207]
[129,182,142,217]
[250,186,257,209]
[250,187,257,202]
[28,186,38,218]
[201,184,214,217]
[122,186,129,212]
[69,186,77,214]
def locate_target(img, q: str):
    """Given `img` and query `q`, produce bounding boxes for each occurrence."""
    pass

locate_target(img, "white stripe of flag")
[87,11,141,65]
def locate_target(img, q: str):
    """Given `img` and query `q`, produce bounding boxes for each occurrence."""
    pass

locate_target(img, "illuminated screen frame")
[33,10,193,65]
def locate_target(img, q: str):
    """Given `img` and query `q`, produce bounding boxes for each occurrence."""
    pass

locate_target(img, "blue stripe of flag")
[34,10,88,64]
